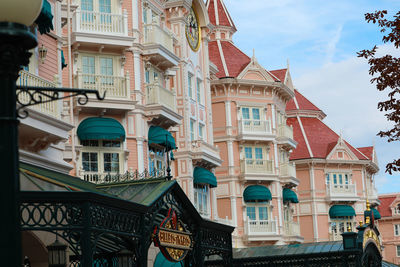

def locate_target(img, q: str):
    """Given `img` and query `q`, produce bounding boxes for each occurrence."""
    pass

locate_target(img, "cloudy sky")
[222,0,400,193]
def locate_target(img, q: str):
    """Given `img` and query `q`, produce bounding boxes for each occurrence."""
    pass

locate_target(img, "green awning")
[329,205,356,218]
[193,167,217,188]
[35,0,54,34]
[77,117,125,141]
[154,252,183,267]
[148,126,176,151]
[243,185,272,202]
[61,50,67,69]
[283,188,298,203]
[371,208,381,220]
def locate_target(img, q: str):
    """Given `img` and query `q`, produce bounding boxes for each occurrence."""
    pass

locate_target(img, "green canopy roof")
[329,205,356,218]
[243,185,272,202]
[61,50,67,69]
[371,208,381,220]
[35,0,54,34]
[148,126,176,151]
[77,117,125,141]
[193,167,217,188]
[283,188,299,203]
[154,252,183,267]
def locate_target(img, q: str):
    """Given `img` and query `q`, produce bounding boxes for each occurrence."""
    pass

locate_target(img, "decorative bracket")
[16,85,106,119]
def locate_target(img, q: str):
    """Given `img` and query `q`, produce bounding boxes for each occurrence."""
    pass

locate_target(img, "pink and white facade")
[378,193,400,265]
[207,0,302,248]
[60,0,222,224]
[286,90,379,243]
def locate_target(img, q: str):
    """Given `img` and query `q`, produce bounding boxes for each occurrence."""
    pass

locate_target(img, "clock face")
[185,7,200,52]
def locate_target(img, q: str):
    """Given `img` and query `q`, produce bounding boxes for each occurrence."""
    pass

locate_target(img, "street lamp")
[47,239,68,267]
[0,0,42,266]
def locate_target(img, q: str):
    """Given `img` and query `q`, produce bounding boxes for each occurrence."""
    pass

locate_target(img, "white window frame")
[198,123,205,141]
[148,145,165,175]
[188,73,194,99]
[81,0,116,14]
[196,78,203,104]
[394,203,400,215]
[190,119,195,141]
[80,139,124,176]
[194,184,210,217]
[325,172,352,186]
[395,224,400,236]
[81,53,118,77]
[397,245,400,257]
[241,107,262,124]
[329,217,354,240]
[245,201,271,221]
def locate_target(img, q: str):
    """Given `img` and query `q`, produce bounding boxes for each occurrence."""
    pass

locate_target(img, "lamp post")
[0,0,42,265]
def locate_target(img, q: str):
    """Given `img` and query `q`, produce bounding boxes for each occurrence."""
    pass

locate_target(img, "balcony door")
[243,146,271,173]
[326,173,352,193]
[241,107,261,127]
[81,0,115,29]
[82,55,115,91]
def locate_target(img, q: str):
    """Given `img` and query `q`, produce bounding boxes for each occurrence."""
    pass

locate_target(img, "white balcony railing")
[241,159,274,174]
[277,124,293,139]
[245,219,278,235]
[75,73,130,99]
[280,162,296,177]
[239,120,272,134]
[17,70,60,118]
[74,10,129,36]
[284,221,300,236]
[143,23,174,52]
[367,185,378,200]
[329,232,342,241]
[327,184,357,197]
[146,82,176,111]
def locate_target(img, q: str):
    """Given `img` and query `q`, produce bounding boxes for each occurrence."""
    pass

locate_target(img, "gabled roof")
[287,116,369,161]
[357,146,374,160]
[206,0,237,31]
[378,194,398,217]
[209,40,250,78]
[270,68,287,83]
[286,89,321,112]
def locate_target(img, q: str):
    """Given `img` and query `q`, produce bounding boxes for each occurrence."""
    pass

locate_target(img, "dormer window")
[395,203,400,215]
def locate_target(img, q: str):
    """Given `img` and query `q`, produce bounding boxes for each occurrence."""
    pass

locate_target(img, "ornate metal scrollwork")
[16,85,106,118]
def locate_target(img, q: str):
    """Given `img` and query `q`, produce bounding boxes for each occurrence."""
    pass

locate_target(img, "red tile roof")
[286,90,321,112]
[357,146,374,160]
[207,0,237,30]
[287,111,369,160]
[209,40,250,78]
[378,195,396,217]
[270,68,287,83]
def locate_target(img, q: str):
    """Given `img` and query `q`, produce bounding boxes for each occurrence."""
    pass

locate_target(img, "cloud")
[325,24,343,64]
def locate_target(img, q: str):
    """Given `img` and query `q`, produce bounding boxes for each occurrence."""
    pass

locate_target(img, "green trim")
[329,205,356,218]
[193,167,217,188]
[154,252,183,267]
[148,126,177,151]
[371,208,381,220]
[77,117,125,141]
[61,50,67,69]
[243,185,272,202]
[282,188,298,203]
[35,0,54,34]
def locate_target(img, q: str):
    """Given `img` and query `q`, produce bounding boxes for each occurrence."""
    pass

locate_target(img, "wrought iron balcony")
[240,159,274,177]
[326,184,359,202]
[142,23,179,69]
[80,168,166,184]
[17,70,60,118]
[244,218,279,241]
[72,10,133,47]
[75,72,130,99]
[283,221,300,236]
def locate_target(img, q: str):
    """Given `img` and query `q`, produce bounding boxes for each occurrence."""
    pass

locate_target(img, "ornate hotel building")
[207,0,302,248]
[286,90,380,243]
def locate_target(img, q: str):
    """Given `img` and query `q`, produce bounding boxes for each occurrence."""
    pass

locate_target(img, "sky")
[222,0,400,193]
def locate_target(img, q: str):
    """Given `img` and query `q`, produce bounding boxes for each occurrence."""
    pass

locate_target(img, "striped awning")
[283,188,299,203]
[77,117,125,141]
[329,205,356,218]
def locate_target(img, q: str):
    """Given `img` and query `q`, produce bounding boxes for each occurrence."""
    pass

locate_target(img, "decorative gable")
[237,53,276,82]
[327,136,359,161]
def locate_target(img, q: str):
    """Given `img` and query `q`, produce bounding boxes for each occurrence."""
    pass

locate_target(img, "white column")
[230,196,237,227]
[276,182,283,232]
[310,165,319,241]
[225,100,232,127]
[136,114,144,173]
[133,51,142,103]
[273,142,279,169]
[227,141,234,176]
[271,104,276,130]
[361,168,366,197]
[212,188,218,219]
[132,0,139,32]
